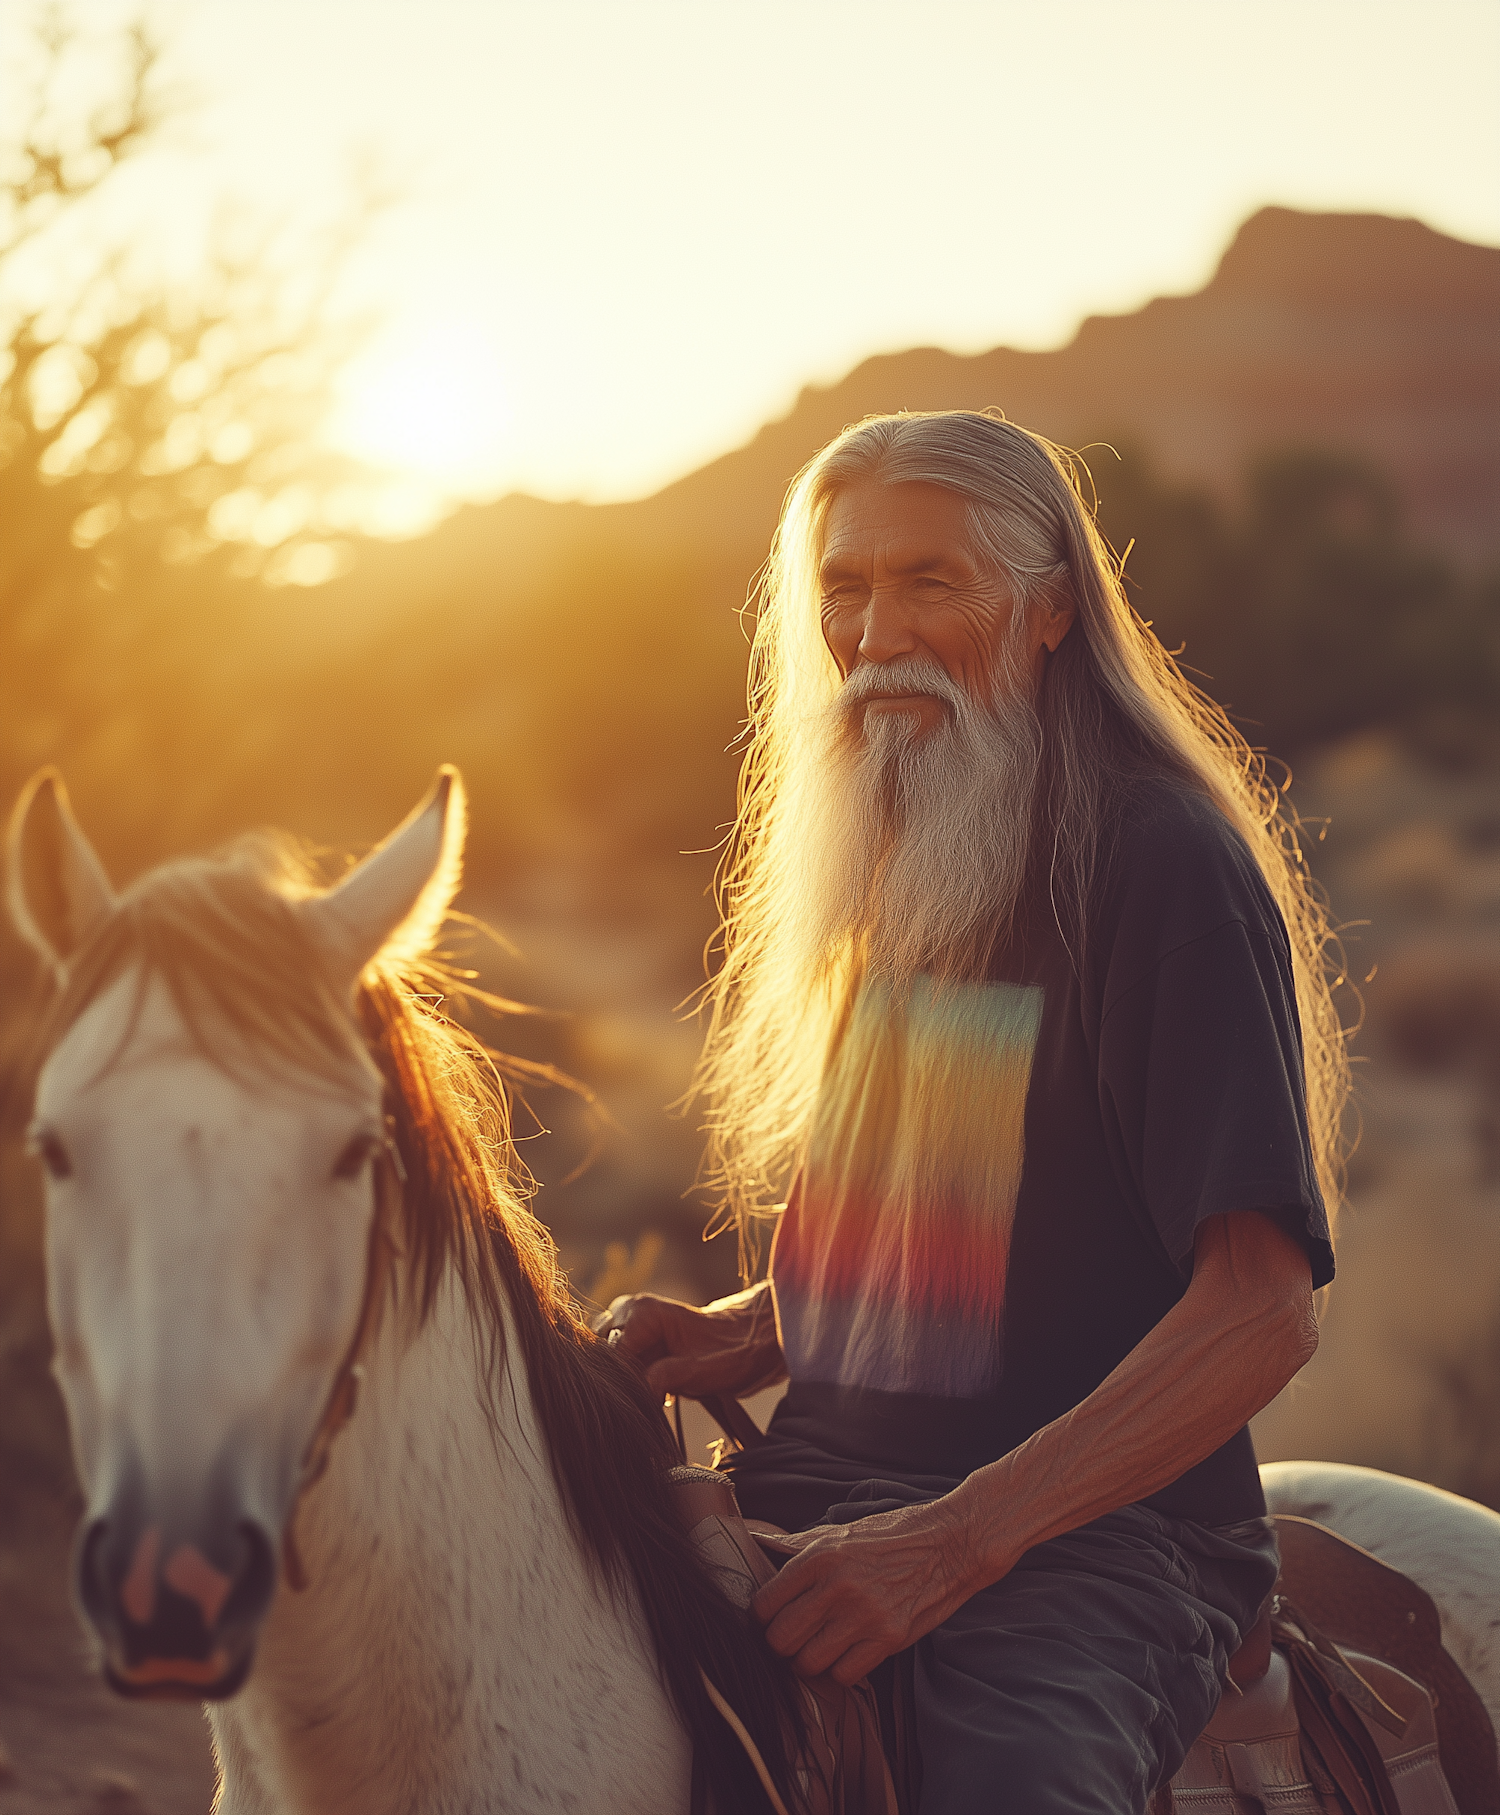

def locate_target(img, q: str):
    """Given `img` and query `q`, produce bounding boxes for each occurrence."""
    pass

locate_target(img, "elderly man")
[608,413,1339,1813]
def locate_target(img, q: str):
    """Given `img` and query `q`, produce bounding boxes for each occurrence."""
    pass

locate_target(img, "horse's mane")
[38,832,806,1815]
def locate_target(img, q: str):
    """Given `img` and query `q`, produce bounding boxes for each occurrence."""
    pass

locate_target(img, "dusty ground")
[0,1494,216,1815]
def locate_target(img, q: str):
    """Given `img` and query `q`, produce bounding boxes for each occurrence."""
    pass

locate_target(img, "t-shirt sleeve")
[1095,811,1335,1290]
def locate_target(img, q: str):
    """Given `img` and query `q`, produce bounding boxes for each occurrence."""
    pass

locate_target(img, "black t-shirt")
[764,779,1333,1525]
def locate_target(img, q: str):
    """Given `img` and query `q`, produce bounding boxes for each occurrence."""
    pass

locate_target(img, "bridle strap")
[281,1137,401,1592]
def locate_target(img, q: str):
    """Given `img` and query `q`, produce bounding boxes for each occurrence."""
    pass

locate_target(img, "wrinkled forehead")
[36,968,380,1120]
[816,480,982,573]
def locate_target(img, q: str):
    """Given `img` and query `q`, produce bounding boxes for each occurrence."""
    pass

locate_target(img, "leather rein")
[280,1127,405,1593]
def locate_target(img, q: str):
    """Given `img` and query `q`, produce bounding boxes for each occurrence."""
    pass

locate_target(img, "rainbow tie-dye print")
[772,975,1044,1400]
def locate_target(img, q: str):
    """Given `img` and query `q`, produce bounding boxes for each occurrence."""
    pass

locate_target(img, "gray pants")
[731,1462,1278,1814]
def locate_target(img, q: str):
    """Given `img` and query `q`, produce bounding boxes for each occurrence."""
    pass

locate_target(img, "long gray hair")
[692,411,1351,1270]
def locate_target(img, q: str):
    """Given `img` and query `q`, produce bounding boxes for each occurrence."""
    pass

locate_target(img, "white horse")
[8,767,801,1815]
[7,767,1499,1813]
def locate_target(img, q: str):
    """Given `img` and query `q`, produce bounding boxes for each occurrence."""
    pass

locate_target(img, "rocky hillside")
[637,205,1500,564]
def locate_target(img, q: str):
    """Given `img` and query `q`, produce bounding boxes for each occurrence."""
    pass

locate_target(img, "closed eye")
[331,1133,380,1182]
[26,1126,73,1181]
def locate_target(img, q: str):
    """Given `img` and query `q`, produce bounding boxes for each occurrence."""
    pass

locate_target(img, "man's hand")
[751,1496,988,1685]
[755,1211,1316,1686]
[597,1281,787,1400]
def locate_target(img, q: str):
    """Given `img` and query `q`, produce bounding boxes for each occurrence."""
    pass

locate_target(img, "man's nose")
[856,590,920,665]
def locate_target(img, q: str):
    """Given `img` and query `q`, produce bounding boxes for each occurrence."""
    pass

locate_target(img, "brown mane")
[36,831,806,1815]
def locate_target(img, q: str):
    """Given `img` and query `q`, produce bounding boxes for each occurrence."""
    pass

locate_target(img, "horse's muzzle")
[76,1503,278,1701]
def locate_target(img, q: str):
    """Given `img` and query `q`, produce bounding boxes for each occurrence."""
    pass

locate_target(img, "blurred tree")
[0,12,376,1380]
[1093,446,1499,760]
[0,13,369,852]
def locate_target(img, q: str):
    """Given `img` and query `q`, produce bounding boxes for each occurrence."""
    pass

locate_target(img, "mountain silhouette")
[325,206,1498,655]
[629,205,1499,565]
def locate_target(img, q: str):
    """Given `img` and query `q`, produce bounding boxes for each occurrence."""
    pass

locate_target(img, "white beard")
[794,652,1041,989]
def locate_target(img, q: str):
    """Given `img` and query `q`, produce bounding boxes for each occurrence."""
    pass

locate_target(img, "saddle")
[669,1469,1499,1815]
[1158,1517,1498,1815]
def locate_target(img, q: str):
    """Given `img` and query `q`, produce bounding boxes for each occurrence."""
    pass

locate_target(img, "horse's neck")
[209,1267,691,1815]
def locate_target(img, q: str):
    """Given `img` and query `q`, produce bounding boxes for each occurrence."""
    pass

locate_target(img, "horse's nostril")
[121,1524,162,1624]
[76,1517,116,1631]
[161,1542,233,1628]
[77,1514,276,1650]
[218,1521,276,1634]
[75,1507,276,1700]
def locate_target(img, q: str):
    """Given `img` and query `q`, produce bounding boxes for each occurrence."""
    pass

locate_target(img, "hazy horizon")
[3,0,1495,514]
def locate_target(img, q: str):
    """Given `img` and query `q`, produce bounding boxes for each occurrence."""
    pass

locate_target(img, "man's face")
[818,481,1069,734]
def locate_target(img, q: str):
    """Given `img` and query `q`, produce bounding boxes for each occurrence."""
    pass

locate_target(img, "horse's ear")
[6,770,118,978]
[311,767,467,977]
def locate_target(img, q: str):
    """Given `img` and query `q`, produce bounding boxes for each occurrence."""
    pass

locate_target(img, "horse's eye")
[331,1134,378,1182]
[29,1129,73,1181]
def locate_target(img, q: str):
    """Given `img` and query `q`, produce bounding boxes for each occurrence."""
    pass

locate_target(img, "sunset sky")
[9,0,1497,507]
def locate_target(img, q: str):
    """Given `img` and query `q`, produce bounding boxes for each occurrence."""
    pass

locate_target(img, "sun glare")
[331,314,515,495]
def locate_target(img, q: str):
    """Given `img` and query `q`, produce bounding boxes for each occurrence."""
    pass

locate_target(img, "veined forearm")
[750,1218,1317,1686]
[950,1213,1318,1581]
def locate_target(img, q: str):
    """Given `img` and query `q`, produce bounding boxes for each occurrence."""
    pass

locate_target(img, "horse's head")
[6,768,467,1699]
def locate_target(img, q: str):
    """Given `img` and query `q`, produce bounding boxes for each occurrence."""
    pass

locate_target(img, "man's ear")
[308,767,467,979]
[1039,590,1076,654]
[6,770,118,978]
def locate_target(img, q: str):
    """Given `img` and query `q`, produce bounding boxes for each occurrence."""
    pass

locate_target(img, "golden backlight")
[331,314,515,494]
[89,0,1497,508]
